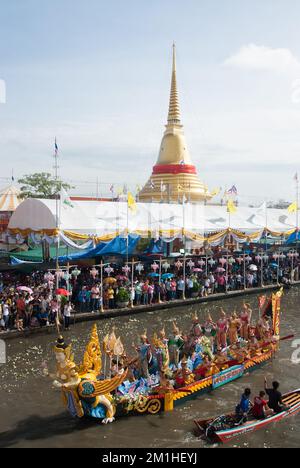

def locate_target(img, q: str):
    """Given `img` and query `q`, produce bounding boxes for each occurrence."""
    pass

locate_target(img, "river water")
[0,288,299,449]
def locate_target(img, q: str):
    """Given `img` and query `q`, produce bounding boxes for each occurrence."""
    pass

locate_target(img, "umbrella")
[162,273,175,280]
[16,286,33,294]
[56,288,70,297]
[148,273,159,278]
[193,268,203,273]
[116,275,128,281]
[270,263,279,269]
[216,267,225,273]
[249,264,258,271]
[104,277,117,284]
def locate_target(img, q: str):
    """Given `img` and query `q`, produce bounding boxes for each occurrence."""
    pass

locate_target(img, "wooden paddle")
[278,334,294,342]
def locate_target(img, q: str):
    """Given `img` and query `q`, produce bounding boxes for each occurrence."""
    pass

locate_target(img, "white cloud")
[224,44,300,74]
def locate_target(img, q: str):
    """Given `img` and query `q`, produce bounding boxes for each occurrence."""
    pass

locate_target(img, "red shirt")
[252,396,267,418]
[16,298,25,312]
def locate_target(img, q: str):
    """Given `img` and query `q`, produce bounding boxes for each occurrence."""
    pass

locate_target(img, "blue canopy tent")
[286,231,300,245]
[58,241,107,262]
[10,256,43,266]
[99,234,140,256]
[58,235,141,262]
[144,239,164,255]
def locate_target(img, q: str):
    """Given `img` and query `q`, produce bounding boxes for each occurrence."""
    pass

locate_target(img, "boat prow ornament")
[51,290,286,425]
[53,325,128,424]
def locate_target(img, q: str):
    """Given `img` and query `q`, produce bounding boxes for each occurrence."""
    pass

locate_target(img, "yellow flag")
[288,201,298,213]
[211,187,221,197]
[127,192,137,213]
[227,199,237,214]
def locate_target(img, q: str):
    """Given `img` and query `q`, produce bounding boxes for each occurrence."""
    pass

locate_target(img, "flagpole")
[126,197,129,265]
[264,201,268,288]
[182,196,186,300]
[54,138,60,290]
[296,174,299,254]
[265,200,268,253]
[131,258,134,308]
[226,205,231,293]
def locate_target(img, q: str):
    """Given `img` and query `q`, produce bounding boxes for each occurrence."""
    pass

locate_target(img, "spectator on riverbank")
[0,253,298,334]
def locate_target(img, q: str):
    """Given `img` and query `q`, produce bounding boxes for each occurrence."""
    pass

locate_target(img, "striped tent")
[0,185,21,212]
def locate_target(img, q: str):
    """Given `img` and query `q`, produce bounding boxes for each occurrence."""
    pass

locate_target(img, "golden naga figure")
[53,324,127,424]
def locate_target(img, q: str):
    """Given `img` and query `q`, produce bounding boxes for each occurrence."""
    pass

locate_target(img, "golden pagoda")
[138,45,211,204]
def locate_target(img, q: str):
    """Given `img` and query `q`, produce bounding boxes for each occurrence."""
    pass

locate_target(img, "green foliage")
[59,295,68,307]
[191,280,200,293]
[18,173,73,199]
[116,287,130,303]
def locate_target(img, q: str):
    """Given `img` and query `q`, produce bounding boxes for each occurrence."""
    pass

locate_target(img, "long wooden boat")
[194,389,300,444]
[52,289,284,423]
[126,347,277,416]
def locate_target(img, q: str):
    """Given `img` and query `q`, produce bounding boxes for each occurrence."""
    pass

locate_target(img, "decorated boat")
[52,289,284,423]
[194,389,300,443]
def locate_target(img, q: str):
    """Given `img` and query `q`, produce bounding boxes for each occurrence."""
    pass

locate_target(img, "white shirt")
[64,305,72,317]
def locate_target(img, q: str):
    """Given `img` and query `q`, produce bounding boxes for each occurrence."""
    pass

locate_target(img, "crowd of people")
[0,252,298,333]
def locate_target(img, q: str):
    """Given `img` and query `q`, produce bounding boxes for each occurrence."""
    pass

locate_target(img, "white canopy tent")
[8,198,297,245]
[0,185,21,212]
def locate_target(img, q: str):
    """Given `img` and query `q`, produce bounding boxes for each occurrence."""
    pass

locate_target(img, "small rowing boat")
[194,389,300,444]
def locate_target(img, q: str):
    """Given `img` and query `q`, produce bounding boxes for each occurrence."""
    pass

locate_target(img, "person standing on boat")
[217,309,229,351]
[264,379,284,414]
[257,315,271,341]
[188,313,203,351]
[134,332,152,379]
[240,303,252,341]
[155,328,170,375]
[203,313,217,350]
[228,312,241,346]
[168,322,184,367]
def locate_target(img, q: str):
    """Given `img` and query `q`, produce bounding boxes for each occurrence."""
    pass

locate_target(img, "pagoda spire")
[138,45,212,204]
[167,43,181,125]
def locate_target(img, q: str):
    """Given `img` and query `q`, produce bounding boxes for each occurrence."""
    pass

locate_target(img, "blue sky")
[1,0,300,203]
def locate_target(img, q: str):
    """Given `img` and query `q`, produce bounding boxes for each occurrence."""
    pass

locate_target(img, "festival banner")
[212,365,244,390]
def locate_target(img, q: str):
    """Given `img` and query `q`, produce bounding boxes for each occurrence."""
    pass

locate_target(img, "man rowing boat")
[264,378,285,414]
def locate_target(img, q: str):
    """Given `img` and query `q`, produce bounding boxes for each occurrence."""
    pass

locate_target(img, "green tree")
[18,173,73,199]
